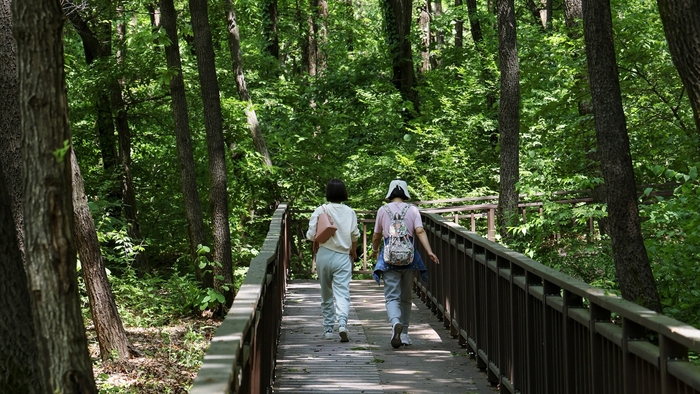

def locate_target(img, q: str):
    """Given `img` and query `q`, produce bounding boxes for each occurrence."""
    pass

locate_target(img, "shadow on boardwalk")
[273,280,496,393]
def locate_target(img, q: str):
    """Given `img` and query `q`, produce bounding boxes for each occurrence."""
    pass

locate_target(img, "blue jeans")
[316,247,352,329]
[382,268,414,333]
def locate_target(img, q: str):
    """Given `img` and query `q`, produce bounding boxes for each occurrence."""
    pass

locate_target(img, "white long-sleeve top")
[306,203,360,254]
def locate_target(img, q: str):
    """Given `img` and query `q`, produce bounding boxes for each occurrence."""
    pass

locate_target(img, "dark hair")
[387,186,409,201]
[326,178,348,203]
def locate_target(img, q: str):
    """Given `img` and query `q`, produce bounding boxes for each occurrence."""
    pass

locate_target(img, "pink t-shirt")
[373,202,423,237]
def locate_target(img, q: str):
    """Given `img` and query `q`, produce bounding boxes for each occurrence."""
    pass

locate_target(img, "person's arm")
[414,226,439,264]
[370,232,383,258]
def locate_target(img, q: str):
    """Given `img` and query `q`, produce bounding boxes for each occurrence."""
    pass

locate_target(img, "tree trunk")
[63,3,123,226]
[305,0,317,76]
[382,0,420,113]
[0,157,42,393]
[71,148,133,361]
[189,0,235,309]
[312,0,328,74]
[227,0,273,167]
[12,0,97,390]
[564,0,582,29]
[430,0,443,68]
[0,0,24,260]
[263,0,280,60]
[0,2,40,389]
[114,6,149,271]
[345,0,355,51]
[160,0,211,287]
[582,0,662,312]
[419,4,431,72]
[656,0,700,135]
[455,0,463,48]
[466,0,483,43]
[496,0,520,237]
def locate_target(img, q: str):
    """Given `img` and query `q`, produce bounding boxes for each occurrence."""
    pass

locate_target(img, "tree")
[656,0,700,134]
[113,5,149,270]
[226,0,273,167]
[71,147,133,361]
[582,0,662,312]
[0,154,42,393]
[189,0,235,309]
[564,0,582,29]
[496,0,520,237]
[0,2,41,389]
[382,0,419,113]
[12,0,97,390]
[0,0,23,258]
[262,0,279,60]
[160,0,211,286]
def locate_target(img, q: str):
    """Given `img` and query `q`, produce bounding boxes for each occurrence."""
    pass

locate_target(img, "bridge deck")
[273,280,494,393]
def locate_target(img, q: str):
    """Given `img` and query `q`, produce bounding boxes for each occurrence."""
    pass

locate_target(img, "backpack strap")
[398,203,410,219]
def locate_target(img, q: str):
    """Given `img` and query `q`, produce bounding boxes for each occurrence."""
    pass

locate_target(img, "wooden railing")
[416,210,700,394]
[190,204,290,393]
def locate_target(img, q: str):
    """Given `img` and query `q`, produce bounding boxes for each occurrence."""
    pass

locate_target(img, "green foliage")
[61,0,700,331]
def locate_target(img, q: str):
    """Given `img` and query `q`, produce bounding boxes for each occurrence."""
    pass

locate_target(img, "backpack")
[382,204,414,266]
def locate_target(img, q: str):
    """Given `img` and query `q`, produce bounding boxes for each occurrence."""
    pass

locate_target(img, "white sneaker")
[400,332,412,346]
[391,322,403,348]
[339,326,349,342]
[323,327,334,340]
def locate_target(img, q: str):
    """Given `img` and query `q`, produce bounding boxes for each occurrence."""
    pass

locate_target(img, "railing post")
[487,208,495,241]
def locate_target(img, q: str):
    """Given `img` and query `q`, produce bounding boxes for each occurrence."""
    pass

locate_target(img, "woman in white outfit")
[306,179,361,342]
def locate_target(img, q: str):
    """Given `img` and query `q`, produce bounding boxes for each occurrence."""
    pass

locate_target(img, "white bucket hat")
[385,179,411,200]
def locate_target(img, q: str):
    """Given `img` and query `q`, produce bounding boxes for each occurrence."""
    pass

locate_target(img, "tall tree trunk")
[0,2,40,389]
[466,0,483,43]
[189,0,235,310]
[455,0,464,48]
[0,0,23,260]
[63,3,122,218]
[382,0,420,114]
[582,0,662,312]
[227,0,273,167]
[496,0,520,237]
[13,0,97,390]
[71,148,133,362]
[114,6,149,271]
[345,0,355,51]
[160,0,211,287]
[656,0,700,135]
[312,0,328,74]
[419,4,431,72]
[263,0,280,59]
[306,0,317,76]
[430,0,443,68]
[564,0,582,29]
[0,162,42,393]
[564,0,583,29]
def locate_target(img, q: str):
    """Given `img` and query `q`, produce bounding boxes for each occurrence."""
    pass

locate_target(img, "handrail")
[190,203,290,393]
[416,211,700,393]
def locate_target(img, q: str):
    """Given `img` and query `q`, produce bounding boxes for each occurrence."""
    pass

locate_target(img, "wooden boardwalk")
[273,280,494,394]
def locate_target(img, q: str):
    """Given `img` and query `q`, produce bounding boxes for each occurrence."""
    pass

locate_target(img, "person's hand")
[370,250,378,259]
[428,252,439,264]
[350,249,357,261]
[313,241,319,254]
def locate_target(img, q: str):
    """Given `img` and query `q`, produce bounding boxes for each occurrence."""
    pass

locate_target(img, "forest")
[1,0,700,392]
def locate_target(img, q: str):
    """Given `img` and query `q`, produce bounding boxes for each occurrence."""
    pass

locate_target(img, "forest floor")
[87,315,223,393]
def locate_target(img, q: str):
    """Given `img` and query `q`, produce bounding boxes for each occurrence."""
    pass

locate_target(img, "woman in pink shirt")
[370,180,439,348]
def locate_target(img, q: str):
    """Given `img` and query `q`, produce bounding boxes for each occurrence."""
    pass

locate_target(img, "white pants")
[316,247,352,329]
